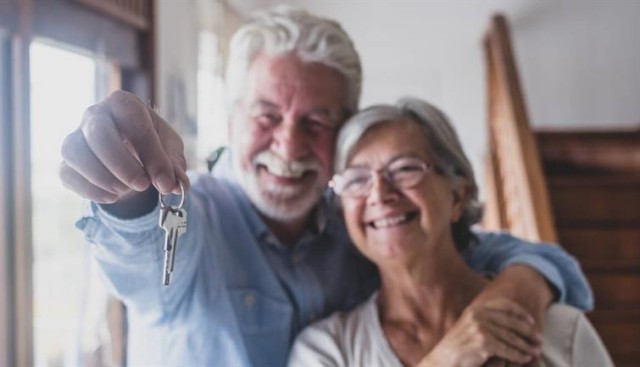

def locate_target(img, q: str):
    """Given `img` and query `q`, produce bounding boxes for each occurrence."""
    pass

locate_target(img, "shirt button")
[245,292,256,306]
[309,312,317,322]
[292,254,303,263]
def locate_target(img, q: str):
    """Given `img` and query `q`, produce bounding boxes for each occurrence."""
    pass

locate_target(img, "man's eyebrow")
[308,108,343,124]
[250,100,279,111]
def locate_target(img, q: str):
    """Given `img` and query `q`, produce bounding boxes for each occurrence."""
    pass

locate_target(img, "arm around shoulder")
[466,231,594,311]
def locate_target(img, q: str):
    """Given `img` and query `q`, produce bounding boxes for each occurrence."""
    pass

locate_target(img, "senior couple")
[60,7,611,367]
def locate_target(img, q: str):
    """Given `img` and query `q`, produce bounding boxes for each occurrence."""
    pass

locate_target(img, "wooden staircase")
[540,130,640,365]
[482,15,640,366]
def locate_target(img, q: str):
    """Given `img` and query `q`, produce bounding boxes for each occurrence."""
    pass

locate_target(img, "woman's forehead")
[348,119,431,164]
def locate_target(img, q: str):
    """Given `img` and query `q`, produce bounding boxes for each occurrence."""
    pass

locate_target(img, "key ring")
[159,180,185,211]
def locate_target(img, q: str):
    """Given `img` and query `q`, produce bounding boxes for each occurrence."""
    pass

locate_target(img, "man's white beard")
[233,151,327,222]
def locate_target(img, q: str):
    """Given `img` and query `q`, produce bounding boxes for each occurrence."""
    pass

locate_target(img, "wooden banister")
[483,14,557,243]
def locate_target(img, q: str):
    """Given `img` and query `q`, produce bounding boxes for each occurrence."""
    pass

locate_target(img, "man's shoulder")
[472,229,523,245]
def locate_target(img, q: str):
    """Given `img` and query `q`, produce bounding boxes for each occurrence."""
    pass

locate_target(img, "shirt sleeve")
[464,231,594,311]
[76,192,206,321]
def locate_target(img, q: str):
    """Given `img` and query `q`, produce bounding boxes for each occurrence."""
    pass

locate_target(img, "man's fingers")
[486,337,534,365]
[485,318,540,357]
[487,309,541,344]
[61,129,130,195]
[107,91,177,193]
[483,298,536,325]
[172,163,191,195]
[81,101,152,191]
[59,162,119,203]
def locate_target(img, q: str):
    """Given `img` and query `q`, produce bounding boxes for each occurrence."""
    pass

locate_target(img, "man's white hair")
[226,6,362,114]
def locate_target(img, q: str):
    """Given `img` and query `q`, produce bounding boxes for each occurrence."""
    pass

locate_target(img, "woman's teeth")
[369,213,415,229]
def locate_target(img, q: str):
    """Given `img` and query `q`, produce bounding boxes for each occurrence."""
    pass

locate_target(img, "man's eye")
[256,113,279,125]
[302,118,333,133]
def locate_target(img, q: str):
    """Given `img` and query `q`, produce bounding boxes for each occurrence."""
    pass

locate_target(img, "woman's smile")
[365,211,419,229]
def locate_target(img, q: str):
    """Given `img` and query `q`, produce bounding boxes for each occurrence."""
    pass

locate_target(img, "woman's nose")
[271,119,309,160]
[367,173,399,205]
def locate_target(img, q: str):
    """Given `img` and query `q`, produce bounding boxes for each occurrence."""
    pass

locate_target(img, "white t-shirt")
[289,292,613,367]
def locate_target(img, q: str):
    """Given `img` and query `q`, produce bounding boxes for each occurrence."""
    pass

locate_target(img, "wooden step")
[587,273,640,309]
[537,129,640,175]
[558,227,640,271]
[547,175,640,225]
[587,309,640,366]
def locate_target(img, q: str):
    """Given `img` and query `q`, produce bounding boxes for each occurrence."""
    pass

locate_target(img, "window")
[0,28,11,367]
[197,30,228,171]
[30,39,119,367]
[1,1,153,365]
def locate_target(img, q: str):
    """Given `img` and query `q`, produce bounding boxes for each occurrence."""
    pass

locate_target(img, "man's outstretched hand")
[60,90,190,215]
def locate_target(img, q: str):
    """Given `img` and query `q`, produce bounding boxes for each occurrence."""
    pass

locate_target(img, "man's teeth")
[266,163,306,178]
[371,214,411,229]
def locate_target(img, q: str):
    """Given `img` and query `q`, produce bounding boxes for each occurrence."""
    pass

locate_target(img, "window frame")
[0,0,155,365]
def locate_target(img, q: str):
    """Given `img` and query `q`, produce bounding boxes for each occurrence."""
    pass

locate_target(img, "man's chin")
[250,184,326,222]
[236,165,327,222]
[254,194,314,221]
[259,167,318,187]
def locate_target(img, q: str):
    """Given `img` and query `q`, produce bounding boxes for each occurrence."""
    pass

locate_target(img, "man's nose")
[271,118,309,160]
[367,173,399,205]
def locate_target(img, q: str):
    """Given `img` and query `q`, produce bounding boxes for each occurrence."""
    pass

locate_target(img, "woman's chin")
[367,240,415,263]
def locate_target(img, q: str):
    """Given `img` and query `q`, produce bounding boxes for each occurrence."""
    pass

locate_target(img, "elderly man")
[60,7,591,367]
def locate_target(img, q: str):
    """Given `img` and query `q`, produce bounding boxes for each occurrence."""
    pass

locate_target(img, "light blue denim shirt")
[77,152,593,367]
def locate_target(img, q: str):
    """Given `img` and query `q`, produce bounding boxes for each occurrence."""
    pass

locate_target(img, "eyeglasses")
[330,157,434,198]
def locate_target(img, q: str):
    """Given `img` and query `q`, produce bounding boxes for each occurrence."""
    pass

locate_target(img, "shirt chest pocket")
[229,288,294,367]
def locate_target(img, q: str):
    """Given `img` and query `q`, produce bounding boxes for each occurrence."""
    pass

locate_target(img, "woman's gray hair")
[226,6,362,114]
[335,97,483,251]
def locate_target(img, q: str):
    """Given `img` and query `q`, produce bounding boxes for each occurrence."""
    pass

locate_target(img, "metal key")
[160,207,187,286]
[158,181,187,286]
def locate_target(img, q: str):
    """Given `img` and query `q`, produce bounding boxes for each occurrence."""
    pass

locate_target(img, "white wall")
[156,0,200,166]
[513,0,640,128]
[158,0,640,195]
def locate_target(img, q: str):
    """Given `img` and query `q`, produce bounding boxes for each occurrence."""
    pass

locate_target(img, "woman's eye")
[344,176,369,190]
[394,164,421,173]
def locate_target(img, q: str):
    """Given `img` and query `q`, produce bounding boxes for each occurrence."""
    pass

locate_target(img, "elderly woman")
[288,98,612,366]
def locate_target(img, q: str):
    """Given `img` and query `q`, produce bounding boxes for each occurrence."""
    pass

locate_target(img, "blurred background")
[1,0,638,366]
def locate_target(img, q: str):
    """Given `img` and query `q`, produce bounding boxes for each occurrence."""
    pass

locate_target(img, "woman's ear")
[450,183,470,223]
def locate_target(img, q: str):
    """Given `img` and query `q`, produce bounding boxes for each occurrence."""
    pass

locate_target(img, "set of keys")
[158,181,187,286]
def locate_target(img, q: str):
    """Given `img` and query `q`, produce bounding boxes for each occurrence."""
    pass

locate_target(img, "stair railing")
[482,14,558,243]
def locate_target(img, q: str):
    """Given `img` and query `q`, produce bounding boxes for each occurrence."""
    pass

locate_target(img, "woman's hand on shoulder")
[418,298,542,367]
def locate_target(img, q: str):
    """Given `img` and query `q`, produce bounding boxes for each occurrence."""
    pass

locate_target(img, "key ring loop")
[159,180,185,211]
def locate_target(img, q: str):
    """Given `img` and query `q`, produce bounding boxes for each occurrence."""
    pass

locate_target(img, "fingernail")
[100,194,118,204]
[132,176,150,192]
[112,184,129,194]
[155,174,174,193]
